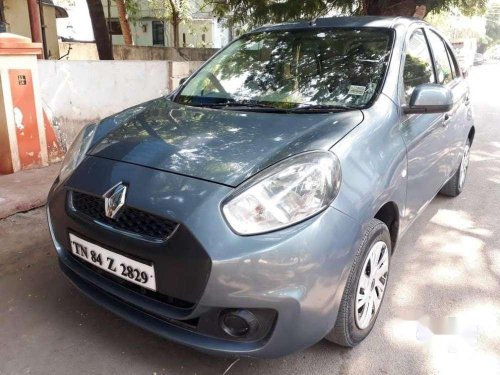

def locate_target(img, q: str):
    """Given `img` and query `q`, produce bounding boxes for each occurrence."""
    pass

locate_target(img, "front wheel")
[440,138,471,197]
[326,219,391,347]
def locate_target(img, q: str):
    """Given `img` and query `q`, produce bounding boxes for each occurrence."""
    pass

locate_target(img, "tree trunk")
[172,11,180,48]
[86,0,113,60]
[115,0,133,45]
[364,0,425,18]
[167,0,180,48]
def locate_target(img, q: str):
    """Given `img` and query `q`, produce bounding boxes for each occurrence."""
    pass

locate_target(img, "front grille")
[71,191,178,240]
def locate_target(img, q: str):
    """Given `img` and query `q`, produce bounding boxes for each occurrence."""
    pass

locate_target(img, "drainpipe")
[0,0,6,27]
[107,0,112,45]
[26,0,43,45]
[38,0,48,58]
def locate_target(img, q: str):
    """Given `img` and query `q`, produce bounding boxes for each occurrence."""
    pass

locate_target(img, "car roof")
[251,16,424,33]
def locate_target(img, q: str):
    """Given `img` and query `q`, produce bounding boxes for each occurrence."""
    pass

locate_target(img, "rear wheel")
[440,139,471,197]
[326,219,391,347]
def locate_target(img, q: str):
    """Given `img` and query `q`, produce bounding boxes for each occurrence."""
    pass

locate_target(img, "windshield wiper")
[289,104,357,113]
[192,100,289,112]
[189,101,357,113]
[217,101,278,109]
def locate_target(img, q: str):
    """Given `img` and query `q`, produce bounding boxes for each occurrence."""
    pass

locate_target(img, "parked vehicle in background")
[452,38,477,73]
[47,16,475,358]
[474,53,485,65]
[485,46,500,61]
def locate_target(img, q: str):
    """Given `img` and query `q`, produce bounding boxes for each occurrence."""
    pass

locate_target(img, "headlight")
[59,124,97,182]
[222,151,342,235]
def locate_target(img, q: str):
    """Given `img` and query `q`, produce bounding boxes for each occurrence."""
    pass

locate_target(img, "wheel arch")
[374,201,400,252]
[468,126,475,145]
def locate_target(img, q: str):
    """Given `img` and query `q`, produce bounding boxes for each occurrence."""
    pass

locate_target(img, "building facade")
[1,0,67,59]
[101,0,230,48]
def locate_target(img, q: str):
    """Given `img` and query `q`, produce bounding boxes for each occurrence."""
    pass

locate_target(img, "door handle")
[443,113,452,127]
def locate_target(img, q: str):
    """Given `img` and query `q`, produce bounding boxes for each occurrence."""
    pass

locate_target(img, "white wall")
[58,42,100,60]
[38,60,170,148]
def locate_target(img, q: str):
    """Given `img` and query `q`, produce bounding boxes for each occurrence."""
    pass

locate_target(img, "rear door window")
[427,31,454,85]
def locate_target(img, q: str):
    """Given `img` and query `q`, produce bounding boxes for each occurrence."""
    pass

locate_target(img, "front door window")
[403,28,435,103]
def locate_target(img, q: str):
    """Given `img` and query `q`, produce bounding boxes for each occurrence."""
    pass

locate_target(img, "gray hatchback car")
[47,16,474,358]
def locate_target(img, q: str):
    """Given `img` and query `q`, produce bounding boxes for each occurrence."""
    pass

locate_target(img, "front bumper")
[47,156,362,358]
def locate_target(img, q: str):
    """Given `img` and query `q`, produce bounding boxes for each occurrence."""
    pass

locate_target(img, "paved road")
[1,64,499,375]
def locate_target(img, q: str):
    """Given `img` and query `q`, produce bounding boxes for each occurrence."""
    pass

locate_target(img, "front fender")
[330,94,408,235]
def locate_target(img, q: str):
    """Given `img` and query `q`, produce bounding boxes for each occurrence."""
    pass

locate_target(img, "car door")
[399,27,450,222]
[426,29,471,178]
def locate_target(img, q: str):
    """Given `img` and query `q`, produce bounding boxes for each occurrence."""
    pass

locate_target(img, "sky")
[54,0,94,41]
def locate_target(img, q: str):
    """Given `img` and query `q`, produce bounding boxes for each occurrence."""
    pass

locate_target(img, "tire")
[325,218,391,347]
[440,138,471,197]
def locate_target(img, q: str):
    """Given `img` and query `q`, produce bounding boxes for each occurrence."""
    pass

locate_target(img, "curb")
[0,163,60,220]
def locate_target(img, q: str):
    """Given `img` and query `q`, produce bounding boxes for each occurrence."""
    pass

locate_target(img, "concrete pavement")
[0,163,60,219]
[0,64,499,375]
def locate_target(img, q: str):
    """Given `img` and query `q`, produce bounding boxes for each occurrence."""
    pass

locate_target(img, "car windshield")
[176,28,393,111]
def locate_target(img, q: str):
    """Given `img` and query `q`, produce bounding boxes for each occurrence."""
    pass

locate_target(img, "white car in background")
[452,39,477,73]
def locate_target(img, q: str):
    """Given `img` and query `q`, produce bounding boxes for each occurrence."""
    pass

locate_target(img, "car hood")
[90,98,363,186]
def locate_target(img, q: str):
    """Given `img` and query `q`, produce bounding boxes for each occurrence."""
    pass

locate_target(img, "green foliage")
[208,0,487,28]
[210,0,335,28]
[426,11,486,40]
[148,0,192,22]
[486,3,500,44]
[425,0,487,17]
[122,0,141,22]
[54,0,77,6]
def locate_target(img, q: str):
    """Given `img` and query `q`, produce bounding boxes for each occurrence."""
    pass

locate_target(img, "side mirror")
[403,83,453,114]
[179,77,187,85]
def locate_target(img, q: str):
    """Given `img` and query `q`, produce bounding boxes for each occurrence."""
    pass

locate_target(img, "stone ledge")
[0,163,60,220]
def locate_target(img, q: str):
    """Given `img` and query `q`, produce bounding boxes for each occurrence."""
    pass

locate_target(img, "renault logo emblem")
[103,182,127,219]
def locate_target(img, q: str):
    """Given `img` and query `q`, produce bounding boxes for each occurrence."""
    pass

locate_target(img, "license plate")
[69,233,156,291]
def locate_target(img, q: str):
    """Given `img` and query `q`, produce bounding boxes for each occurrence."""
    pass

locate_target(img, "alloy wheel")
[459,143,471,189]
[355,241,389,330]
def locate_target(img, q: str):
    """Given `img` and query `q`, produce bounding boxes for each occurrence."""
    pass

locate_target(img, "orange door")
[9,69,42,169]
